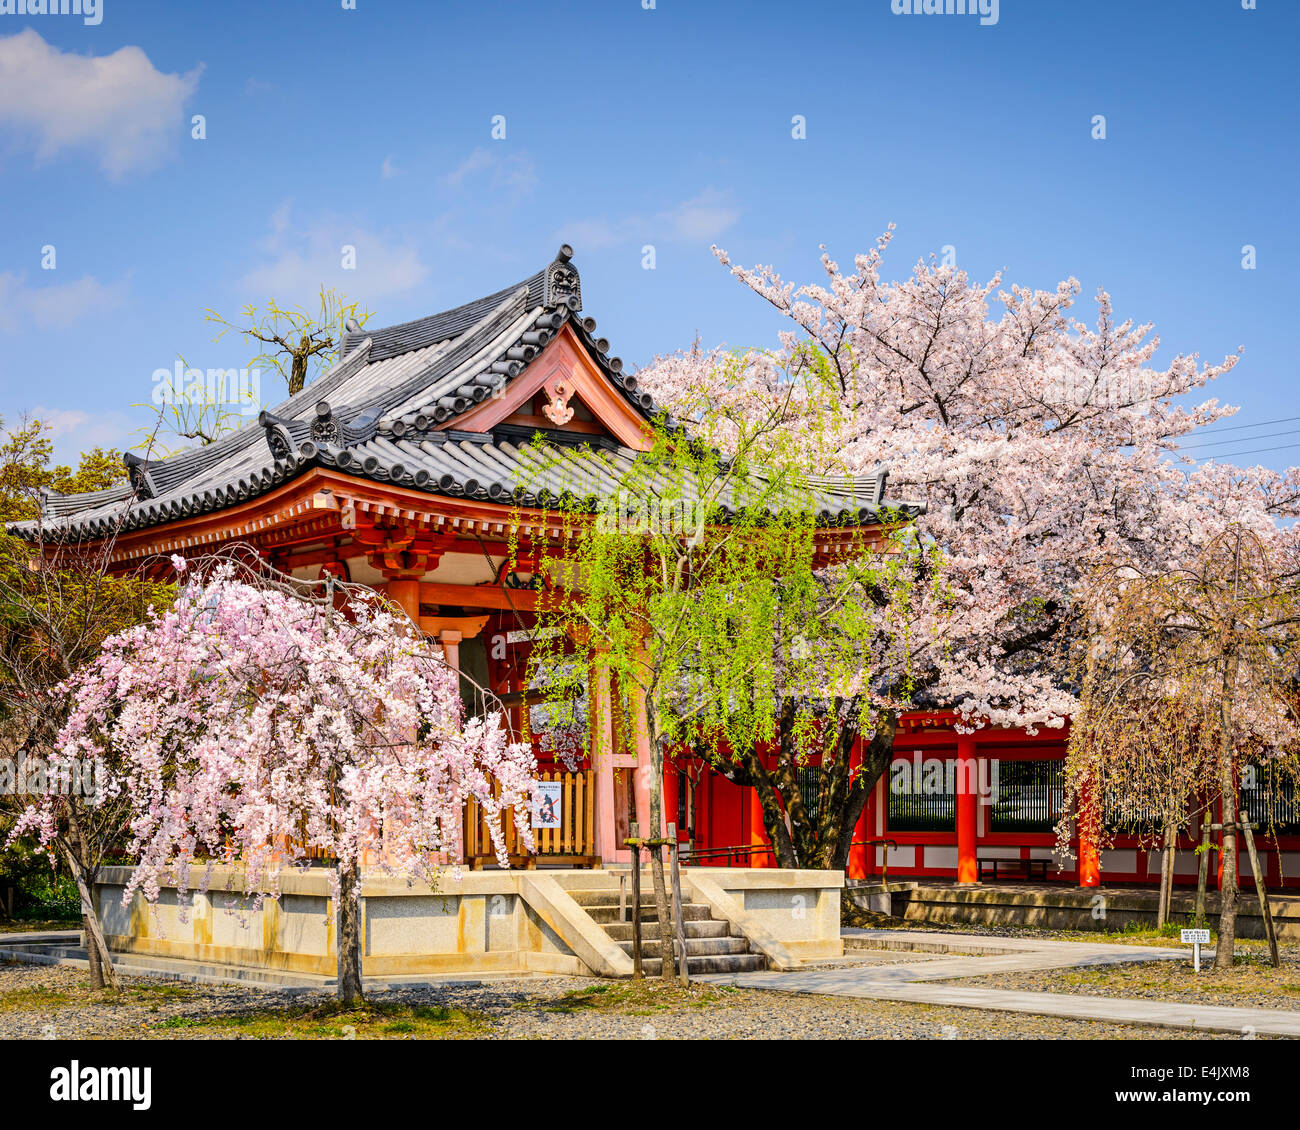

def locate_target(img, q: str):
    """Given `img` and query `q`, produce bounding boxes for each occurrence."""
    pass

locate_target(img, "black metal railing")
[1242,771,1300,837]
[989,759,1065,833]
[677,843,776,867]
[887,788,954,832]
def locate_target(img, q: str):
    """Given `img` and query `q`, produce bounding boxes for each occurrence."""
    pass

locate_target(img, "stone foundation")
[94,865,843,979]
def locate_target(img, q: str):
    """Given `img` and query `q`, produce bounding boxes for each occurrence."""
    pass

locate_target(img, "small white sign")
[532,781,562,829]
[1181,929,1210,944]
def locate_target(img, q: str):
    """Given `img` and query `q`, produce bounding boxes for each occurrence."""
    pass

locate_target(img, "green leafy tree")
[0,416,125,524]
[518,389,928,975]
[207,286,373,397]
[0,416,167,987]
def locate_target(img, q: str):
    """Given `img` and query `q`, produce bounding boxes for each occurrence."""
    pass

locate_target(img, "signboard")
[532,781,562,829]
[1181,927,1210,972]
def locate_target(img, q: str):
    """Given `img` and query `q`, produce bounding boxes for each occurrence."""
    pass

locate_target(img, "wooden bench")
[977,857,1049,881]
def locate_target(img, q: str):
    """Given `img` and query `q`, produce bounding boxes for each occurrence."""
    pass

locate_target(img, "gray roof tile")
[9,247,921,542]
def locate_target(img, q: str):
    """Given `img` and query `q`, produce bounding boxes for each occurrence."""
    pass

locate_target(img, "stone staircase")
[570,885,766,977]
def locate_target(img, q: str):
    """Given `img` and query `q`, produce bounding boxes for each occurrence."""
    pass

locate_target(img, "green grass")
[0,984,78,1013]
[0,978,201,1015]
[142,999,491,1040]
[530,981,737,1015]
[0,919,80,934]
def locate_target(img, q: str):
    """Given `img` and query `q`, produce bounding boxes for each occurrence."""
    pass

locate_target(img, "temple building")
[17,247,1299,896]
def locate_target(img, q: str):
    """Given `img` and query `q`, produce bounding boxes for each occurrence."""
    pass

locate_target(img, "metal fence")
[887,787,955,832]
[1242,770,1300,837]
[989,759,1065,833]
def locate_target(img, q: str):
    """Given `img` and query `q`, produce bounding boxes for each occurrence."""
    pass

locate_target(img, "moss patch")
[531,980,738,1015]
[144,999,491,1040]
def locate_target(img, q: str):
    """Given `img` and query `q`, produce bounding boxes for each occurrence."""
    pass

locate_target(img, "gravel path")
[0,960,1233,1040]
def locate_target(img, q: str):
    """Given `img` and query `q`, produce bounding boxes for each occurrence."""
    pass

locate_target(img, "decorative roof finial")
[122,451,156,499]
[544,245,581,311]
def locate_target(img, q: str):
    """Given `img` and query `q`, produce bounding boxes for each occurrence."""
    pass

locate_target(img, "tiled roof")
[10,247,919,542]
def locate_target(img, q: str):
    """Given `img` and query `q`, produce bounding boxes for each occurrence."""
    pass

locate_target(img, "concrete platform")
[78,865,843,984]
[0,936,550,993]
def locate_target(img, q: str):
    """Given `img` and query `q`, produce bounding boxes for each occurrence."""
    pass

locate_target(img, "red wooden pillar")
[748,754,773,867]
[1078,777,1101,888]
[956,735,978,884]
[846,737,870,880]
[386,578,420,623]
[664,761,680,842]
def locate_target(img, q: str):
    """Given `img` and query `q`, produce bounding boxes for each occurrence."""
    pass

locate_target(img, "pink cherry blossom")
[11,558,537,915]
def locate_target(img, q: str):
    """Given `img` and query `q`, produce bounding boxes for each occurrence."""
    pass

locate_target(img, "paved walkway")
[696,929,1300,1037]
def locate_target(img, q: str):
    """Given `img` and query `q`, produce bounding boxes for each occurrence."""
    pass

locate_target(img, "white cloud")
[236,205,428,304]
[439,146,536,197]
[557,188,740,250]
[0,29,201,178]
[0,270,127,332]
[663,189,741,241]
[381,154,399,179]
[26,405,135,461]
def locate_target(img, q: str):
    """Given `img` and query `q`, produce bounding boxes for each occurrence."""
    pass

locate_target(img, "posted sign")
[1181,927,1210,972]
[533,781,562,829]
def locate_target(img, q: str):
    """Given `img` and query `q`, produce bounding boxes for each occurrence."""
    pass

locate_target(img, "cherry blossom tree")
[636,228,1300,865]
[1066,525,1300,961]
[13,550,535,1006]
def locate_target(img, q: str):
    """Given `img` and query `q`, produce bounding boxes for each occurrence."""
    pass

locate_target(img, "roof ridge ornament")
[122,451,157,500]
[543,244,581,311]
[311,401,342,445]
[259,410,297,461]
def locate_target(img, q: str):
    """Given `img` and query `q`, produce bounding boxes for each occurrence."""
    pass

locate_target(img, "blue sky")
[0,0,1296,468]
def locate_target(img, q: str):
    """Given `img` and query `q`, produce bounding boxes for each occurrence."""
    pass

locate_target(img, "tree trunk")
[84,907,104,989]
[1194,806,1212,930]
[830,709,898,871]
[1214,653,1240,970]
[647,736,675,981]
[336,859,364,1006]
[60,844,117,991]
[750,756,799,868]
[1156,823,1175,929]
[747,705,898,874]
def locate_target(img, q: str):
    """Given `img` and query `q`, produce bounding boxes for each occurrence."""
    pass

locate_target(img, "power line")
[1182,441,1300,462]
[1188,414,1300,436]
[1180,427,1300,450]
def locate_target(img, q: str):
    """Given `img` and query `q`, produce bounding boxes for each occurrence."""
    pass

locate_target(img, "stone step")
[603,919,731,942]
[637,953,766,977]
[569,888,687,909]
[586,903,712,924]
[616,936,750,959]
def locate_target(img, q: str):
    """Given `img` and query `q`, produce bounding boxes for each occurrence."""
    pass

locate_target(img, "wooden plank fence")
[465,770,598,869]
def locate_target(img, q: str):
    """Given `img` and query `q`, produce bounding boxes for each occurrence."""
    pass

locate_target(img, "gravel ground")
[0,962,289,1039]
[948,953,1300,1012]
[0,960,1241,1040]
